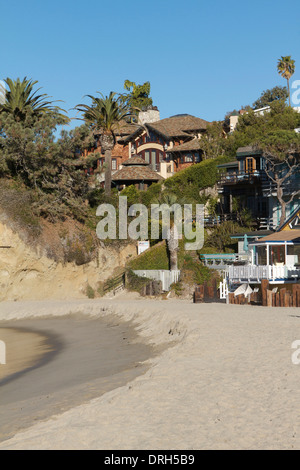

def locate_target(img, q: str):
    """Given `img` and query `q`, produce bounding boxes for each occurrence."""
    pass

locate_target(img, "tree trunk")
[277,183,287,227]
[167,224,179,271]
[287,78,290,107]
[104,149,112,197]
[100,133,114,198]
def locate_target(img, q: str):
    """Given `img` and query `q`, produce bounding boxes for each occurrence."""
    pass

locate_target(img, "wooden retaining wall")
[228,280,300,307]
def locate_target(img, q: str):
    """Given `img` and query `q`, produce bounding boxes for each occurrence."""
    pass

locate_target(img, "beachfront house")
[226,207,300,286]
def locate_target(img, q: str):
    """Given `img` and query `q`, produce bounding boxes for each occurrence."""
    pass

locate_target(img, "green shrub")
[86,283,95,298]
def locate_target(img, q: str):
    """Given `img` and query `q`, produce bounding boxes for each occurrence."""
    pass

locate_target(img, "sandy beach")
[0,295,300,450]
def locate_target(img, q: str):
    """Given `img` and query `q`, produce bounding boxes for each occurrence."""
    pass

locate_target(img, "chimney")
[138,106,160,124]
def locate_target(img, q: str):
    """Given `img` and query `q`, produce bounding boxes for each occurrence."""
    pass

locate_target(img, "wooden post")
[267,290,273,307]
[275,292,280,307]
[261,279,269,306]
[284,292,290,308]
[280,288,286,307]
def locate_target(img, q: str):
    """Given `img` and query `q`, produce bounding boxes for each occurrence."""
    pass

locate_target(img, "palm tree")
[76,91,134,197]
[151,192,191,271]
[277,56,296,106]
[0,77,68,122]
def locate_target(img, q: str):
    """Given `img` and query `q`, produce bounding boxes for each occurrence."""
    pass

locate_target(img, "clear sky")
[1,0,299,131]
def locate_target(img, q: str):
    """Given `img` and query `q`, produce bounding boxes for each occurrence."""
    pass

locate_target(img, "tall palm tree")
[76,91,134,196]
[277,56,296,106]
[0,77,68,122]
[151,192,192,271]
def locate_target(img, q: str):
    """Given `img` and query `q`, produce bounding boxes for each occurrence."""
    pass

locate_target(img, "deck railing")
[226,264,300,282]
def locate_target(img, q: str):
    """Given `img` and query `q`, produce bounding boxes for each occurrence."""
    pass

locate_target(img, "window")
[151,151,156,170]
[185,153,193,163]
[194,153,200,163]
[145,151,150,164]
[270,245,285,265]
[246,157,255,173]
[112,159,117,170]
[256,246,267,265]
[287,245,300,265]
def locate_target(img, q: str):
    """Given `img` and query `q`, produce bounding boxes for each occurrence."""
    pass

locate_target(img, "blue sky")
[1,0,299,132]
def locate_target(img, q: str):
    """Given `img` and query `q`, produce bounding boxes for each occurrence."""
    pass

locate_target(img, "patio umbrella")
[243,233,249,252]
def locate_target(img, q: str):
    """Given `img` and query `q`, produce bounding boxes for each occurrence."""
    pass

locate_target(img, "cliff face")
[0,221,136,301]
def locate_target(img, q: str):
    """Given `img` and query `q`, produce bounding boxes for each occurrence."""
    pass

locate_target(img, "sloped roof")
[122,156,148,165]
[166,138,201,153]
[250,230,300,243]
[236,145,262,156]
[276,206,300,232]
[148,114,210,138]
[112,159,164,182]
[119,114,210,143]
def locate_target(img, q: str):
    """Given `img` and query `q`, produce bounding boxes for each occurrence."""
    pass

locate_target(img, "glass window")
[256,246,267,265]
[151,151,156,170]
[195,153,200,163]
[287,245,300,265]
[112,159,117,170]
[145,151,150,164]
[270,245,285,265]
[185,153,193,163]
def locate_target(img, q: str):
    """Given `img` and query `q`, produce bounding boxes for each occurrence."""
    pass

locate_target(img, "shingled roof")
[166,138,201,153]
[148,114,210,138]
[122,156,148,165]
[119,114,210,143]
[112,157,164,182]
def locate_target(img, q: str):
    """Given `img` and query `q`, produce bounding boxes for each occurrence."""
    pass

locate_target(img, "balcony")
[226,264,300,284]
[218,170,265,186]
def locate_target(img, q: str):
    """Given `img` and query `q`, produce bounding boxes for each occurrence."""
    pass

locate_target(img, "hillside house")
[118,112,210,179]
[217,145,300,230]
[111,156,163,190]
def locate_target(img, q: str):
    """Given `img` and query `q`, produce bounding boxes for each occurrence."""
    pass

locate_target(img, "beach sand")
[0,295,300,450]
[0,327,52,381]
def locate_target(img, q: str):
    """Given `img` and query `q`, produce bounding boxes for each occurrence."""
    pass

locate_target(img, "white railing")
[219,278,229,299]
[133,269,180,292]
[226,265,300,282]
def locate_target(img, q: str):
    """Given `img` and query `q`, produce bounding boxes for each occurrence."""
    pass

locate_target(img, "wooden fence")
[228,279,300,307]
[194,278,220,303]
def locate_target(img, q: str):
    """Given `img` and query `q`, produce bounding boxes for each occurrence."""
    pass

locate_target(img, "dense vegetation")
[0,70,299,272]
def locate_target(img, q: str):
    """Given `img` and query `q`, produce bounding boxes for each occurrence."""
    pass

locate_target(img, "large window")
[256,246,267,265]
[287,245,300,265]
[112,159,117,170]
[151,151,156,170]
[270,245,285,265]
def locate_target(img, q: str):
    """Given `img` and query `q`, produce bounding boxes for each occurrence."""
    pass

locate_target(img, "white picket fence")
[132,269,180,292]
[219,278,228,299]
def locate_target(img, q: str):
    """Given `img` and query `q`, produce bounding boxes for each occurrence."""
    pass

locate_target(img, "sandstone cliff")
[0,220,136,301]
